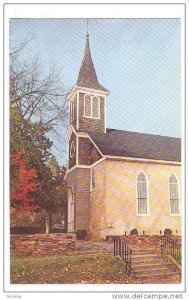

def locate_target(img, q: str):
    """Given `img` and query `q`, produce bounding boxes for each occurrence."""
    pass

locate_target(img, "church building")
[65,33,181,238]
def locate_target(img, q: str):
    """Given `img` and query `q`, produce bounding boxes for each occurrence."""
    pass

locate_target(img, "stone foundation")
[106,234,181,248]
[10,233,76,256]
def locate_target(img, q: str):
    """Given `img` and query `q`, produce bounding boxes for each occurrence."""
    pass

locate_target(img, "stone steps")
[129,248,181,279]
[135,270,179,279]
[132,262,173,271]
[132,254,162,262]
[132,258,166,265]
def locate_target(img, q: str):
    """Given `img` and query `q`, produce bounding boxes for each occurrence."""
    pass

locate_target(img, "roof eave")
[66,85,109,101]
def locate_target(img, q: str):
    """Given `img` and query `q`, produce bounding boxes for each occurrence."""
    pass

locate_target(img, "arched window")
[92,96,100,118]
[84,94,100,119]
[84,95,92,117]
[137,171,148,215]
[169,174,179,214]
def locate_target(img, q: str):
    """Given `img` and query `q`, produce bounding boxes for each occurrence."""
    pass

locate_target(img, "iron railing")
[161,235,181,265]
[114,236,132,276]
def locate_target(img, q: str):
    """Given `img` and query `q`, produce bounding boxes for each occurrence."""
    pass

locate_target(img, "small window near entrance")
[91,168,96,191]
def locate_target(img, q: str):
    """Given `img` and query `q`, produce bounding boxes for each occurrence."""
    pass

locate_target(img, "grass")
[10,253,181,284]
[11,253,130,284]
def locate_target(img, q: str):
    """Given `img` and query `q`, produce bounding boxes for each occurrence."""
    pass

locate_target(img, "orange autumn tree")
[10,151,40,220]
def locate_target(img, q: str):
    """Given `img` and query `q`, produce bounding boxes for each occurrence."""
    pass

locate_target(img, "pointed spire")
[76,33,108,93]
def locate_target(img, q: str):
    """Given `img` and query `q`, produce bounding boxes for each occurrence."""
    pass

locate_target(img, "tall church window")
[137,171,148,215]
[169,174,179,214]
[84,94,100,119]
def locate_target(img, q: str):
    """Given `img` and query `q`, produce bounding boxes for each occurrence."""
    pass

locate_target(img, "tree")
[10,151,39,220]
[9,34,68,158]
[10,108,67,234]
[10,107,52,167]
[9,34,68,233]
[41,156,67,235]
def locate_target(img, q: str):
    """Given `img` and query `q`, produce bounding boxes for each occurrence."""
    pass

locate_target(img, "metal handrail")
[114,236,132,276]
[161,235,181,264]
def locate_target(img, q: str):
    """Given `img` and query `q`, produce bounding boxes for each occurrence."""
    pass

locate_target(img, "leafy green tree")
[43,156,67,234]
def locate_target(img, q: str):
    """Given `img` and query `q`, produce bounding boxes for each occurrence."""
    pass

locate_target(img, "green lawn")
[11,254,130,284]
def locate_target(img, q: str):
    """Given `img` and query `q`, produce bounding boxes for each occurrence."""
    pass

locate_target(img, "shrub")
[130,228,138,236]
[76,229,88,240]
[164,228,172,235]
[49,227,65,233]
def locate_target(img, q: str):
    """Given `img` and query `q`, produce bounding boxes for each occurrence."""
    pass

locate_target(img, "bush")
[76,229,88,240]
[164,228,172,235]
[10,226,45,235]
[49,227,66,233]
[130,228,138,236]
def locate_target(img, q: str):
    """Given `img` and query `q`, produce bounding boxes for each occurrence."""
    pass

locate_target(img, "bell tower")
[66,31,109,233]
[66,33,109,134]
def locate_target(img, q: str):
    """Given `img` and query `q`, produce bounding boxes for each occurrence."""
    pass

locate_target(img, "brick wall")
[10,233,76,256]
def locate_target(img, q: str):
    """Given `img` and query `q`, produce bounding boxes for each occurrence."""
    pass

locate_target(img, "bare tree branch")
[9,35,69,163]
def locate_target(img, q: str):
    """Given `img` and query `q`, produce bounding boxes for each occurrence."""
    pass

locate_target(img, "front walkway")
[76,240,113,254]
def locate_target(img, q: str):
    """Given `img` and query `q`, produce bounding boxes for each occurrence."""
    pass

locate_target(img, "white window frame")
[169,173,180,216]
[136,170,150,216]
[84,94,100,119]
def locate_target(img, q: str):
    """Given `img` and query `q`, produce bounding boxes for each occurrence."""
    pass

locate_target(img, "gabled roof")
[88,129,181,162]
[76,34,109,93]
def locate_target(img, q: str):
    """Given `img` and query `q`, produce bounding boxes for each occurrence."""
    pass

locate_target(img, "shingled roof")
[76,34,109,93]
[88,129,181,162]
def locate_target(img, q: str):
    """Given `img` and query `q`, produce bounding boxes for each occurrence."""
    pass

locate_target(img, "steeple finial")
[87,19,89,36]
[76,24,109,93]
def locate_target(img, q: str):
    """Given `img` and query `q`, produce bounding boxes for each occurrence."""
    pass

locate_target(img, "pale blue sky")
[10,18,181,164]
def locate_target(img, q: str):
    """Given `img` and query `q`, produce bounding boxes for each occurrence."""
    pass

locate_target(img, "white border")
[4,2,185,295]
